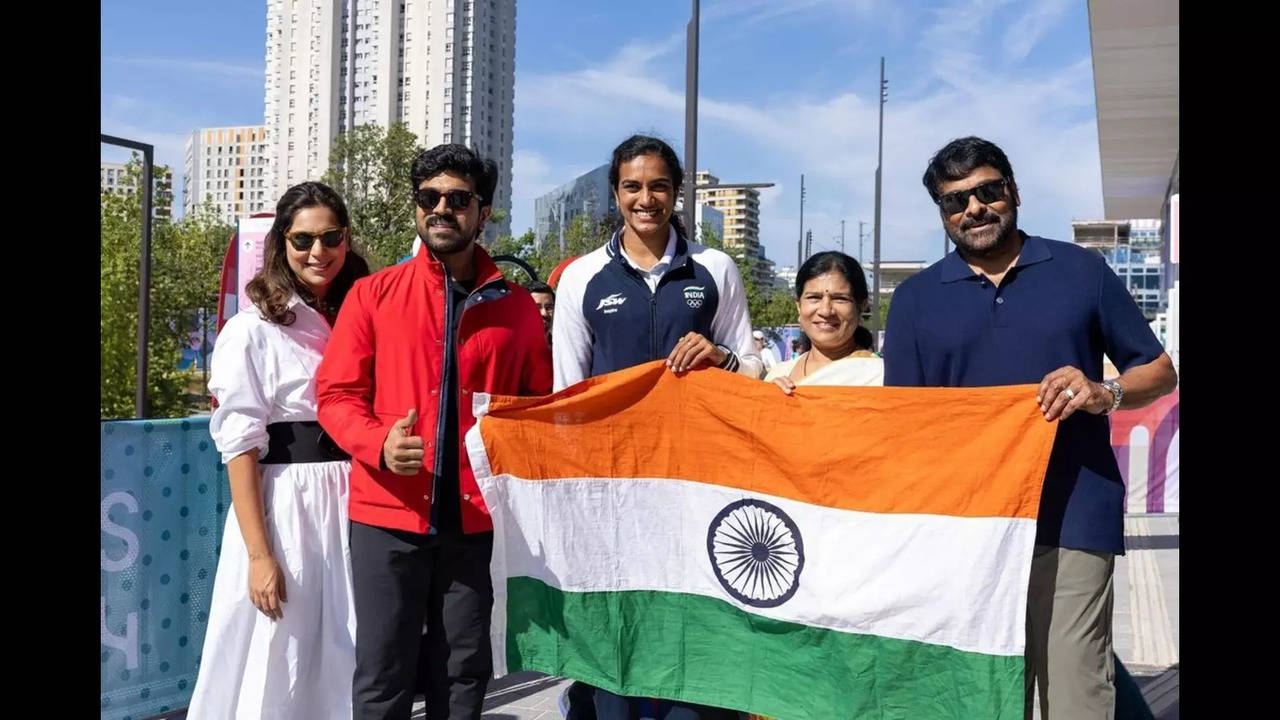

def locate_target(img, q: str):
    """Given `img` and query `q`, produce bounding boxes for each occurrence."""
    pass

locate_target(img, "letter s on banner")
[101,491,139,572]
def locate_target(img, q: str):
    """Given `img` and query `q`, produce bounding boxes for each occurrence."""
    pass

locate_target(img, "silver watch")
[1100,379,1124,415]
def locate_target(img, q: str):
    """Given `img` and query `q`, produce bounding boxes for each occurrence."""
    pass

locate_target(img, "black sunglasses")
[414,188,481,211]
[935,178,1012,215]
[285,227,346,252]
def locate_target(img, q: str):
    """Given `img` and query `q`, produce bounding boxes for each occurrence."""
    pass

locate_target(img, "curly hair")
[410,144,498,208]
[245,181,370,325]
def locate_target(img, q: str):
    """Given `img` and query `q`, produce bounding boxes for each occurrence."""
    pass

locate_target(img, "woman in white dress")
[188,181,370,719]
[765,251,883,391]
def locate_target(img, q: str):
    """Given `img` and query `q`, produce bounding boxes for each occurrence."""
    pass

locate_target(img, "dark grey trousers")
[350,521,494,720]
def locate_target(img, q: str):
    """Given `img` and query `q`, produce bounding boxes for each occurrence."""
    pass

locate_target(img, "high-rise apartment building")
[184,126,272,224]
[695,171,761,258]
[101,162,175,221]
[265,0,516,238]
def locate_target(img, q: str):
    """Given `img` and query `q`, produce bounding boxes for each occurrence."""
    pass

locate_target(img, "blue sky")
[102,0,1102,268]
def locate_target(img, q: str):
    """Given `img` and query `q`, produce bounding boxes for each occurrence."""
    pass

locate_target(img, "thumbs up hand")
[382,408,425,476]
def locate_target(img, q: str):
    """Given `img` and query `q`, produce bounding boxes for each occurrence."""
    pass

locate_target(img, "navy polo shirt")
[883,233,1165,555]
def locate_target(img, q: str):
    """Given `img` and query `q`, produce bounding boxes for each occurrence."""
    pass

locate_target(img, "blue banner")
[100,418,230,719]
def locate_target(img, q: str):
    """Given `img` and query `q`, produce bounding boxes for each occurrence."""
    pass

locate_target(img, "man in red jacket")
[317,144,552,720]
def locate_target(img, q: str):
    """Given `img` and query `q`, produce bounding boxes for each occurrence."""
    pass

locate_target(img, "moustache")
[426,214,460,230]
[959,212,1001,231]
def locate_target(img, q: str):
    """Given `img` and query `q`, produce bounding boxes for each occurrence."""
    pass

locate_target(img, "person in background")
[752,330,779,373]
[525,279,556,348]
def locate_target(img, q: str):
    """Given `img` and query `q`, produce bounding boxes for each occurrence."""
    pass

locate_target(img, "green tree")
[485,228,541,285]
[699,222,723,249]
[321,123,422,269]
[698,226,795,328]
[735,250,796,328]
[101,157,233,418]
[874,295,890,333]
[488,213,615,285]
[757,286,799,327]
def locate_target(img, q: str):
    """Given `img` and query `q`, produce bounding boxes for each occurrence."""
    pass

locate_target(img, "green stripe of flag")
[506,576,1024,720]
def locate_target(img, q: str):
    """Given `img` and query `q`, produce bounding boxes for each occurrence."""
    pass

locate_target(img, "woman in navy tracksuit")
[552,135,762,720]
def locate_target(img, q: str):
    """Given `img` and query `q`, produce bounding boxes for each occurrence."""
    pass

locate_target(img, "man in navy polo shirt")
[883,137,1177,719]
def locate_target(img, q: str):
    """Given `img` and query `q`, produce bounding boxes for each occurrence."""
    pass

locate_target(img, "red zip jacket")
[316,244,552,534]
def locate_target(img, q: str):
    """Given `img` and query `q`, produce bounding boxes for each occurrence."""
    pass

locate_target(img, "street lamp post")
[683,0,700,233]
[797,174,805,270]
[871,58,887,350]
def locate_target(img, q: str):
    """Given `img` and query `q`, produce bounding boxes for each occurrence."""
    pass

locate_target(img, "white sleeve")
[208,316,275,464]
[709,253,764,379]
[551,263,594,392]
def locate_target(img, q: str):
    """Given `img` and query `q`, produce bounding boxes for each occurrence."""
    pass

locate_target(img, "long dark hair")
[245,181,370,325]
[795,251,871,351]
[608,134,689,242]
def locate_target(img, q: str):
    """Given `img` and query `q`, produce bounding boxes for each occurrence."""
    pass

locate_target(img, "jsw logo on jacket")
[552,227,763,391]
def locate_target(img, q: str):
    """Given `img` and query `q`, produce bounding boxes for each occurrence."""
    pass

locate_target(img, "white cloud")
[705,0,882,25]
[1004,0,1074,64]
[511,3,1098,266]
[509,149,555,235]
[104,56,263,81]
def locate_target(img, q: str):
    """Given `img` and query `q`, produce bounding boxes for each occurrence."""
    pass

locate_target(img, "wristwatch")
[1100,379,1124,415]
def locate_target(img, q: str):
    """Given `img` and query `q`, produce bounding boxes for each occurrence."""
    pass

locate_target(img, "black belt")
[261,421,351,464]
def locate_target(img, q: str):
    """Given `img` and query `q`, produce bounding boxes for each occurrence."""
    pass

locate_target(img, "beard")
[946,206,1018,258]
[417,213,480,256]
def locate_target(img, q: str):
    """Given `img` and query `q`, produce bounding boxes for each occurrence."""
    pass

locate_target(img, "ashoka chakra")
[706,499,804,608]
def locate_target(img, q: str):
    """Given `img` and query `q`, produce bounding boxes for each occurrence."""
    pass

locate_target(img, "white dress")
[187,297,356,720]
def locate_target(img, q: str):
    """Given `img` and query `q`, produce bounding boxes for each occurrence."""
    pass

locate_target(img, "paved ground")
[413,513,1181,720]
[1112,513,1180,719]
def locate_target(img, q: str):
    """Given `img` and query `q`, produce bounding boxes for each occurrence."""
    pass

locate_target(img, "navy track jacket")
[552,227,762,391]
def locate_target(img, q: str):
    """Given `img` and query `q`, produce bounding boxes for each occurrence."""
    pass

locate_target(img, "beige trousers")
[1024,545,1117,720]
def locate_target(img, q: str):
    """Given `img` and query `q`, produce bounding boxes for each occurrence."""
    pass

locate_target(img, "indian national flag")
[465,361,1056,719]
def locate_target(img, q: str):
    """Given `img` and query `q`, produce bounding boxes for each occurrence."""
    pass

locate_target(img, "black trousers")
[350,521,494,720]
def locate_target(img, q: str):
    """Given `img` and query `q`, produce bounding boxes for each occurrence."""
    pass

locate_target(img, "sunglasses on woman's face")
[414,188,480,212]
[285,227,345,252]
[935,178,1011,216]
